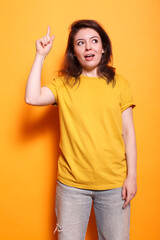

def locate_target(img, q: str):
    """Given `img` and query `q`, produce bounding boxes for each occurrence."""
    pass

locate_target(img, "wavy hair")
[59,19,116,85]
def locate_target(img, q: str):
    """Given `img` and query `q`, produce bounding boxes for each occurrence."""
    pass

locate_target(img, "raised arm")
[25,26,56,106]
[121,107,137,208]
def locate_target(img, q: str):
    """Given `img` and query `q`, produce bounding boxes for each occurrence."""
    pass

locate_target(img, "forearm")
[123,128,137,178]
[121,108,137,207]
[25,54,45,104]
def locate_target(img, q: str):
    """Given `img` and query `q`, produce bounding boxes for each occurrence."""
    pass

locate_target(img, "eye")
[92,38,98,43]
[77,41,84,46]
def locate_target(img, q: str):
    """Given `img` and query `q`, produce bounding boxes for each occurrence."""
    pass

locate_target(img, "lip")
[84,54,95,61]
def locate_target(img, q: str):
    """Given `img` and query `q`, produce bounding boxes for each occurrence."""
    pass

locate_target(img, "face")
[73,28,104,76]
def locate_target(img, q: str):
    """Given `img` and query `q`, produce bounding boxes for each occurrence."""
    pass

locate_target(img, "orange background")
[1,0,160,239]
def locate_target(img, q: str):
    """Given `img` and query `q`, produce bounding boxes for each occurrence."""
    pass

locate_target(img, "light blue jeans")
[54,181,130,240]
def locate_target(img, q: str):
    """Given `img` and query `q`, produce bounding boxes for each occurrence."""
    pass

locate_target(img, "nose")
[85,41,92,50]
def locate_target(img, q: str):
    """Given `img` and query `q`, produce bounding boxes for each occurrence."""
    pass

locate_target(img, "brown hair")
[59,19,115,85]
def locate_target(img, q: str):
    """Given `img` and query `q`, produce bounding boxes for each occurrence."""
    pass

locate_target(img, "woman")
[25,19,137,240]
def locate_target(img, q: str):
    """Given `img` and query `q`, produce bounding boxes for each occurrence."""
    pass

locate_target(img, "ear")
[102,48,104,54]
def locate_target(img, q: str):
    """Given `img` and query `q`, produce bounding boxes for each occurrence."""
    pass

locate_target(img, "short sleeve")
[119,76,136,112]
[45,78,59,105]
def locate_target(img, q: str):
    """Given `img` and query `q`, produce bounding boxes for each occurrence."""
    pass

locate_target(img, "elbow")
[123,128,133,139]
[25,97,30,105]
[122,128,136,145]
[24,95,29,104]
[122,128,128,139]
[25,96,35,105]
[25,95,43,106]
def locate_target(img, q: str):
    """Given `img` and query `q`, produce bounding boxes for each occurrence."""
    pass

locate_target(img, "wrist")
[127,172,137,179]
[35,53,45,64]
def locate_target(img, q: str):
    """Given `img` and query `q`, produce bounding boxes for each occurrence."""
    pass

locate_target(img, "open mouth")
[85,54,95,58]
[84,54,95,61]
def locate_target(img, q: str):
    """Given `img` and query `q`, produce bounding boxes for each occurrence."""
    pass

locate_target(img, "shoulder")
[114,74,129,85]
[51,75,65,84]
[50,75,77,86]
[47,75,66,88]
[113,74,132,90]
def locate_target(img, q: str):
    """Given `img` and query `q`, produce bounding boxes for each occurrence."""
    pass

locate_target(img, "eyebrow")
[75,36,99,42]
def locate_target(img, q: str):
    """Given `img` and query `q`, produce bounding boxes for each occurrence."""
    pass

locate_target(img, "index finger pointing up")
[46,25,51,36]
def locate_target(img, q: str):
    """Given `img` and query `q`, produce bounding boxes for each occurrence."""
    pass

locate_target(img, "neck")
[81,68,98,77]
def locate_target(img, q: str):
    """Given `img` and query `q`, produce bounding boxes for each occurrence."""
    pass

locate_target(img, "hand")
[122,175,137,209]
[35,26,55,58]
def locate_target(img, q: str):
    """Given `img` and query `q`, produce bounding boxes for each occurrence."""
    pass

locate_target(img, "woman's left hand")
[122,175,137,209]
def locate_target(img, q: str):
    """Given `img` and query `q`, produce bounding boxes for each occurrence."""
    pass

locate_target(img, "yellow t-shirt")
[46,74,135,190]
